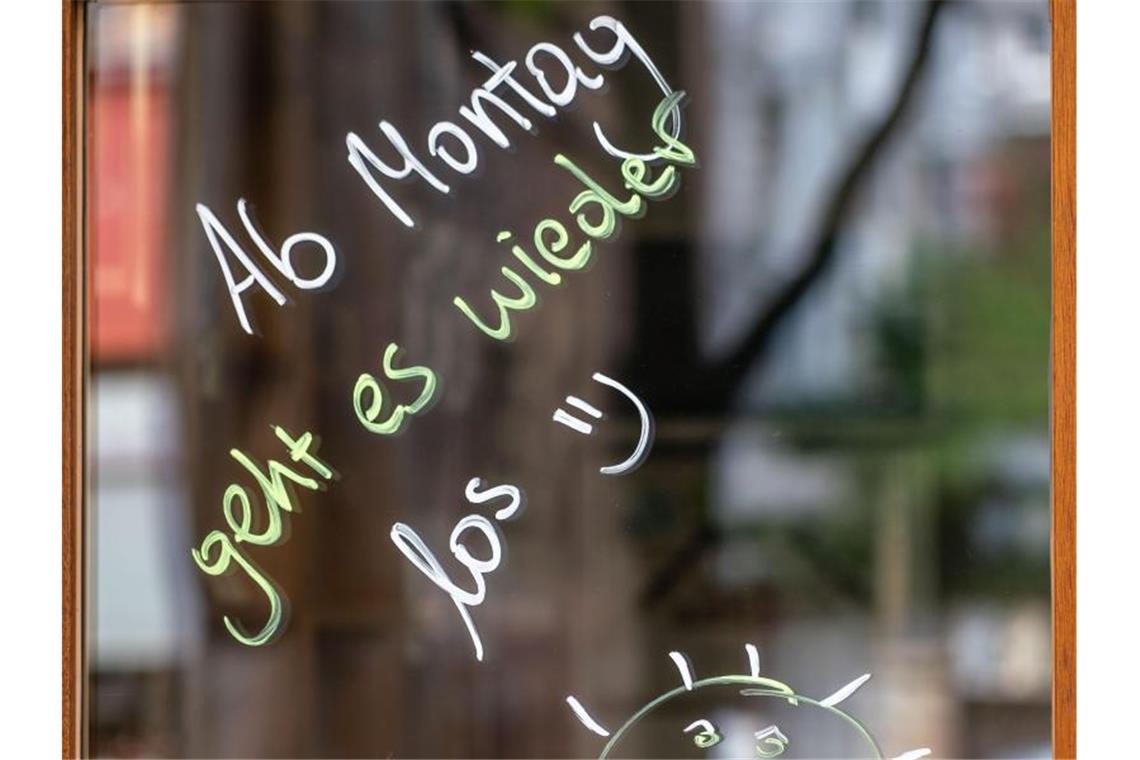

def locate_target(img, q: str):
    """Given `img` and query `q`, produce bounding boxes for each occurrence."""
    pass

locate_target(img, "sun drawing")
[565,643,932,759]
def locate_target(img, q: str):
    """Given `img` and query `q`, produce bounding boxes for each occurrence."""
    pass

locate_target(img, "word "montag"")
[347,15,681,229]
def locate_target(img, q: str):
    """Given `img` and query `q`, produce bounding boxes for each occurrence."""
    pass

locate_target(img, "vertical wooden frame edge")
[1050,0,1077,757]
[63,0,86,757]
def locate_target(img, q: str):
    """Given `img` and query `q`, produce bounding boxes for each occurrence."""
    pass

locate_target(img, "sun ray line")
[668,651,694,691]
[745,643,760,678]
[820,673,872,707]
[565,696,611,737]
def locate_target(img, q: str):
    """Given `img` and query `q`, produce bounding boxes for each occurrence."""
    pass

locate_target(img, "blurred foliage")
[670,223,1053,611]
[875,226,1050,429]
[488,0,557,25]
[924,231,1051,428]
[875,222,1051,599]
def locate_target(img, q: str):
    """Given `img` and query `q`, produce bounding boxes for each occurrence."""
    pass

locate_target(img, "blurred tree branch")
[704,0,949,407]
[644,0,950,604]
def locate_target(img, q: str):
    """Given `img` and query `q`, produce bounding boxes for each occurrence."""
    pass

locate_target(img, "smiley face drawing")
[566,644,932,760]
[552,372,655,476]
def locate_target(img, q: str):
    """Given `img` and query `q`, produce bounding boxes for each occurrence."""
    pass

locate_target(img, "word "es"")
[352,343,438,436]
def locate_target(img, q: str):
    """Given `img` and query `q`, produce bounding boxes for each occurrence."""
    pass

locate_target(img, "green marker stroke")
[353,342,439,434]
[191,426,333,646]
[453,91,698,343]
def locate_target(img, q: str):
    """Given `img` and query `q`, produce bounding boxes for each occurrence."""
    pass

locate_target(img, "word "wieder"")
[453,91,694,342]
[347,15,682,229]
[191,427,332,646]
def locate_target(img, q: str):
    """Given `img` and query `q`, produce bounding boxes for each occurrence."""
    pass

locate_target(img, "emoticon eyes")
[683,720,788,756]
[754,725,790,757]
[683,719,722,749]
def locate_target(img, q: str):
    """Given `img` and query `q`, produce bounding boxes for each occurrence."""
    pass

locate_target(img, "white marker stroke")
[567,396,603,419]
[346,123,450,229]
[390,522,498,661]
[820,673,872,707]
[236,199,337,290]
[745,642,761,678]
[448,515,502,574]
[554,408,594,435]
[527,42,598,108]
[471,51,557,118]
[669,650,694,691]
[566,696,611,737]
[465,477,524,521]
[685,719,722,748]
[593,372,653,475]
[572,15,683,162]
[755,725,788,741]
[195,202,288,335]
[684,719,717,735]
[892,750,932,760]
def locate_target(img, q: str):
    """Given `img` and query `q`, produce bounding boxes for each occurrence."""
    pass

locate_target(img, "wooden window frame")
[60,0,1077,756]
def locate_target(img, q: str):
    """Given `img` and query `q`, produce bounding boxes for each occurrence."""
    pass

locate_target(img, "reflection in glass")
[87,2,1051,757]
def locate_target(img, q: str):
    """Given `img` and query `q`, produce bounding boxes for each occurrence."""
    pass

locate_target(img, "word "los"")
[191,426,332,646]
[389,477,524,661]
